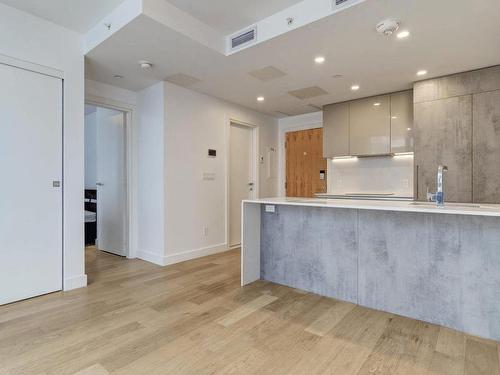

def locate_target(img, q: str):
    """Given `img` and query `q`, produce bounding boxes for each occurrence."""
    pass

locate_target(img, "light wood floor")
[0,247,499,375]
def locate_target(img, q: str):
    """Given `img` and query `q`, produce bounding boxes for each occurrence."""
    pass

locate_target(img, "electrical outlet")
[203,226,208,237]
[265,205,276,213]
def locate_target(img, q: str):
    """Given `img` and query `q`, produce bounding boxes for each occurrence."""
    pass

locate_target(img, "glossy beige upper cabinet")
[349,95,391,156]
[390,91,414,153]
[323,102,349,158]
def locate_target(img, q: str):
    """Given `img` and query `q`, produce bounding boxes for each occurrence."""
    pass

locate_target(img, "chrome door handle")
[96,182,104,186]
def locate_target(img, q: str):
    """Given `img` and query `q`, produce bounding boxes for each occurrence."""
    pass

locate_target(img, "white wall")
[136,82,166,265]
[0,3,86,290]
[133,81,278,265]
[84,111,97,189]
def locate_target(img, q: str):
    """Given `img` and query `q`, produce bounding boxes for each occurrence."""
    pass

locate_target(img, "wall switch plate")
[203,226,208,236]
[203,172,216,181]
[265,205,276,213]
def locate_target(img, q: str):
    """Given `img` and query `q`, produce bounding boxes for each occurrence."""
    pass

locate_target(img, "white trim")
[64,274,87,291]
[0,53,63,79]
[137,243,232,266]
[225,118,259,249]
[84,97,138,260]
[136,250,167,266]
[165,243,230,265]
[278,119,323,197]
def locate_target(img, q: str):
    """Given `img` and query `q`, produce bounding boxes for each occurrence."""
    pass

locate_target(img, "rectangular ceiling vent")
[230,26,257,50]
[332,0,354,10]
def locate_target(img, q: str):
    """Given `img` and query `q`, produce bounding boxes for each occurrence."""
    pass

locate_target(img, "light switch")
[202,172,216,181]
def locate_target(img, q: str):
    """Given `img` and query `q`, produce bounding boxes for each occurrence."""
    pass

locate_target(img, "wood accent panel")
[285,128,327,197]
[0,246,498,374]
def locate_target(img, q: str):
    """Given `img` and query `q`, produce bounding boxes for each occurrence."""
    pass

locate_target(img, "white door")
[96,108,126,256]
[0,63,63,305]
[229,123,254,248]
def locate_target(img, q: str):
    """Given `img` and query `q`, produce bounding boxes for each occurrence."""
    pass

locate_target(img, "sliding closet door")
[0,63,63,305]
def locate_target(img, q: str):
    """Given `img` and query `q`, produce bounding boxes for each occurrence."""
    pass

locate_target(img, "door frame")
[85,96,136,259]
[225,118,259,250]
[279,117,323,197]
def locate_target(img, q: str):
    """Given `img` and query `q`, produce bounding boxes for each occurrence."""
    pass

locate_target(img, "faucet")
[436,165,448,206]
[426,165,448,206]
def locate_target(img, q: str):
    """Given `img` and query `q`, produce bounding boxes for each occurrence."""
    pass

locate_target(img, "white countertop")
[243,197,500,217]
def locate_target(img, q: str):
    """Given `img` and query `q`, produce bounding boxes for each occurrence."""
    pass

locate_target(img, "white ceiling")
[0,0,126,32]
[166,0,303,34]
[86,0,500,117]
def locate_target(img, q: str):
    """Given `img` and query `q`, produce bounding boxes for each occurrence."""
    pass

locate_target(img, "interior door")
[96,108,126,256]
[0,63,63,305]
[229,123,254,248]
[286,128,327,197]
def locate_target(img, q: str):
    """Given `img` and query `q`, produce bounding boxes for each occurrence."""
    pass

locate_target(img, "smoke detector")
[376,19,400,36]
[139,60,153,70]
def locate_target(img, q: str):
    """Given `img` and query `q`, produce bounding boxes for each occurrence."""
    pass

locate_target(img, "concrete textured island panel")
[357,210,500,341]
[259,203,500,341]
[260,205,358,303]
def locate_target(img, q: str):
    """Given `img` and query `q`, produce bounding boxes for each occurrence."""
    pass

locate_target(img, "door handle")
[248,183,254,186]
[96,182,104,186]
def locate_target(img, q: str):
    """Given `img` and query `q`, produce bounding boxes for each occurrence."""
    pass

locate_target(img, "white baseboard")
[137,243,231,267]
[165,243,229,265]
[64,274,87,291]
[136,250,168,266]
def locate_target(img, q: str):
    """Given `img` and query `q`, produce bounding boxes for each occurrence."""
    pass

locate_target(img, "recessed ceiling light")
[417,70,428,76]
[392,116,398,119]
[397,30,410,39]
[351,85,360,91]
[314,56,325,64]
[113,74,123,79]
[257,96,265,102]
[373,102,381,106]
[139,60,153,70]
[407,127,412,131]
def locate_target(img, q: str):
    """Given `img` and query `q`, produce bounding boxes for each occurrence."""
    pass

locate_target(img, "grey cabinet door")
[390,91,414,153]
[323,102,349,158]
[349,95,390,156]
[473,90,500,203]
[414,95,472,202]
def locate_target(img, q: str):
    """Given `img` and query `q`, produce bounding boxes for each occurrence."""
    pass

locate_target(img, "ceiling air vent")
[231,26,257,50]
[332,0,357,11]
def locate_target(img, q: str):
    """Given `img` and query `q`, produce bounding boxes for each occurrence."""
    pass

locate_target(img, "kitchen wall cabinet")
[413,96,472,202]
[349,95,391,156]
[323,91,413,158]
[390,91,414,153]
[473,89,500,203]
[323,102,349,158]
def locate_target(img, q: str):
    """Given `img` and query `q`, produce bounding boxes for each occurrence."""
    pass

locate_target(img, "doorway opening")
[228,121,258,249]
[84,104,128,259]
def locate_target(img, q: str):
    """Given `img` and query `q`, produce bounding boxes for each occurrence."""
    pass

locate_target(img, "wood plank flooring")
[0,247,499,375]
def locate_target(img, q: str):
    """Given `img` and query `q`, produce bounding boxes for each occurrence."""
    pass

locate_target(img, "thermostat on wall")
[208,149,216,157]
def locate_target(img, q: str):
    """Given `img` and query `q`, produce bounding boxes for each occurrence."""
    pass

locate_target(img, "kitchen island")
[241,197,500,341]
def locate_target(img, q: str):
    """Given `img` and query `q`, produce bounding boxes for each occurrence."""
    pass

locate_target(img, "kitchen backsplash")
[327,154,414,197]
